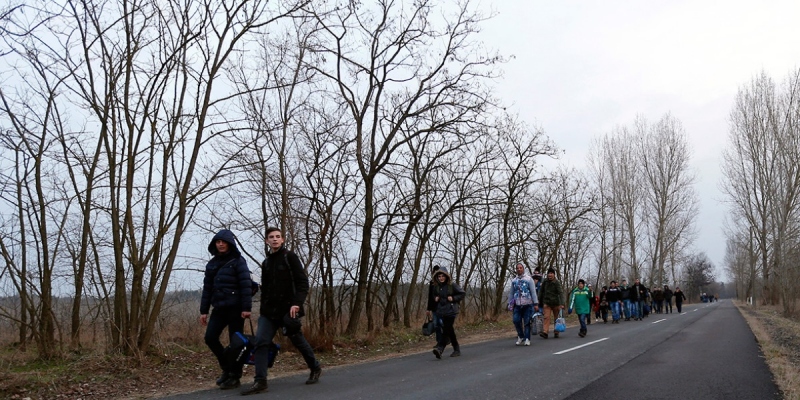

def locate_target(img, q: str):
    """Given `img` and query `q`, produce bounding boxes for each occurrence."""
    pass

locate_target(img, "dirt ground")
[0,319,512,400]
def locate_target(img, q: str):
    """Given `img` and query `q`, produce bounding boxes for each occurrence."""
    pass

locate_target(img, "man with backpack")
[241,227,321,395]
[199,229,253,390]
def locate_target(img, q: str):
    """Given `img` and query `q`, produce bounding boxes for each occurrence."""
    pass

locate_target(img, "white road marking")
[554,338,609,355]
[652,318,667,324]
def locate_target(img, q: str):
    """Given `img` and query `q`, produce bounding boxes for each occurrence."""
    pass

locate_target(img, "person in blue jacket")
[199,229,253,390]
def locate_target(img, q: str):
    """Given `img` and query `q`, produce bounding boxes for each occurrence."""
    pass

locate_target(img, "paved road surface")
[163,300,781,399]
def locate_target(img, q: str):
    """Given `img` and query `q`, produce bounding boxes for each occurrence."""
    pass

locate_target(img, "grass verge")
[735,301,800,400]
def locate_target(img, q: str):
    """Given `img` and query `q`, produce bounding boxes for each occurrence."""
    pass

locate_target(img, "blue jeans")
[204,307,245,377]
[252,315,319,380]
[513,304,535,340]
[610,301,622,321]
[432,312,445,344]
[578,313,588,332]
[623,299,634,319]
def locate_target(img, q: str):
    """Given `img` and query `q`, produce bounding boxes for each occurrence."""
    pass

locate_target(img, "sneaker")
[433,347,443,359]
[216,372,229,386]
[219,377,240,390]
[524,339,531,346]
[306,367,322,385]
[515,337,523,346]
[450,350,461,357]
[240,379,267,396]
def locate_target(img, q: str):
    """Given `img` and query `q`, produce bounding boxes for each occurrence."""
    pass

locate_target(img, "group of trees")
[586,114,699,291]
[0,0,706,362]
[722,69,800,316]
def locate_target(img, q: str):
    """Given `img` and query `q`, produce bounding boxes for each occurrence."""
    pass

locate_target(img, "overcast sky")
[478,1,800,278]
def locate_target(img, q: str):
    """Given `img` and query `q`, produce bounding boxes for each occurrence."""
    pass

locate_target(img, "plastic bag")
[555,310,567,333]
[530,312,543,335]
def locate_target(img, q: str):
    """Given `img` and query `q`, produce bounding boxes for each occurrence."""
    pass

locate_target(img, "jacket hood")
[433,266,452,283]
[208,229,242,257]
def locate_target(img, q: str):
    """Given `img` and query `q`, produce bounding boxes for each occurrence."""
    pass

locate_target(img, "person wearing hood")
[426,265,449,348]
[427,266,466,359]
[241,227,322,395]
[508,263,539,346]
[199,229,253,390]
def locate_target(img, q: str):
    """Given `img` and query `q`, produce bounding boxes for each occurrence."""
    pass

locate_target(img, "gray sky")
[479,0,800,277]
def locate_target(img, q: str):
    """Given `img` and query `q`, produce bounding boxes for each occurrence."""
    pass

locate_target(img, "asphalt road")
[163,300,781,400]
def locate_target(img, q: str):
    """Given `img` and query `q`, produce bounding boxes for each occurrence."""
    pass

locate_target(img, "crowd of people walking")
[502,264,690,345]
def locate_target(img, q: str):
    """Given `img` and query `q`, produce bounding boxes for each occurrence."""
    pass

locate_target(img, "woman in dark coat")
[427,267,466,359]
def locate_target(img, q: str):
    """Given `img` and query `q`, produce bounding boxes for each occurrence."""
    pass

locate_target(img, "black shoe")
[539,332,548,339]
[306,367,322,385]
[433,347,443,359]
[219,377,240,390]
[579,330,586,338]
[450,350,461,357]
[553,332,559,338]
[216,372,230,386]
[240,379,268,396]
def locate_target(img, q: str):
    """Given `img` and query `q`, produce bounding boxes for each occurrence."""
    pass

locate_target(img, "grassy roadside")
[0,318,516,400]
[735,301,800,400]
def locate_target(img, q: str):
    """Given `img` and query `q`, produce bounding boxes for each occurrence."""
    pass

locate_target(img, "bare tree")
[309,0,500,334]
[721,70,800,311]
[638,113,698,287]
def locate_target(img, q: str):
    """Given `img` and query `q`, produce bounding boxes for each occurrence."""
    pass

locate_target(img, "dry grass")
[0,316,515,399]
[735,301,800,400]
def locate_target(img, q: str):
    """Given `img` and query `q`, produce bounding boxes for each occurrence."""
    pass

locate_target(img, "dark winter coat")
[540,277,565,307]
[620,285,631,300]
[200,229,253,314]
[606,286,622,303]
[427,267,466,317]
[663,288,674,301]
[631,283,645,301]
[674,289,687,303]
[259,247,309,319]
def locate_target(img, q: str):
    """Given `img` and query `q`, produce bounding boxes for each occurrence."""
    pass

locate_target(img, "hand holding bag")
[530,312,543,335]
[224,318,257,365]
[555,310,567,333]
[422,316,436,336]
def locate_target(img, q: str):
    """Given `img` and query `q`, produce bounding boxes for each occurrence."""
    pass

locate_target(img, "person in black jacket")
[241,227,321,396]
[426,265,449,349]
[199,229,253,390]
[674,287,687,313]
[427,266,466,359]
[605,280,622,323]
[631,279,646,321]
[663,285,674,314]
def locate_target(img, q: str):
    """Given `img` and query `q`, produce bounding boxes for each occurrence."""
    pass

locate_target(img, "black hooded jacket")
[200,229,253,314]
[259,246,309,319]
[426,267,466,317]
